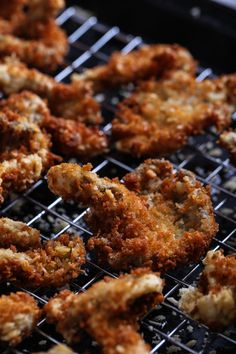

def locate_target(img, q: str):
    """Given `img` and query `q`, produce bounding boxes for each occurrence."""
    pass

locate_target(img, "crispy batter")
[0,21,68,72]
[219,130,236,165]
[0,233,86,288]
[72,44,196,91]
[0,91,108,158]
[0,153,43,204]
[179,250,236,330]
[47,160,217,271]
[34,344,74,354]
[0,291,41,346]
[0,217,40,249]
[45,268,164,354]
[45,115,108,158]
[112,71,234,157]
[0,106,60,204]
[0,0,67,70]
[0,58,102,124]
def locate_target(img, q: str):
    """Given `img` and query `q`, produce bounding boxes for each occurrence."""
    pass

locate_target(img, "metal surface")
[1,5,236,354]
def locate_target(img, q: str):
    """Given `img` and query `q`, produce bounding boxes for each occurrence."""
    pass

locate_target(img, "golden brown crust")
[179,250,236,330]
[47,160,217,271]
[0,291,41,346]
[0,103,61,204]
[0,58,102,124]
[0,0,67,71]
[72,44,196,91]
[1,91,107,159]
[0,233,86,288]
[45,115,108,158]
[0,217,40,250]
[112,71,234,157]
[45,269,164,354]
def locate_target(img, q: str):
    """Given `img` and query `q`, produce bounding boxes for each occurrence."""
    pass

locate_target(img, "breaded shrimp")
[47,160,218,271]
[112,71,234,157]
[0,217,40,249]
[72,44,196,91]
[0,91,108,158]
[0,291,40,346]
[0,233,86,288]
[179,250,236,330]
[0,58,102,124]
[45,268,164,354]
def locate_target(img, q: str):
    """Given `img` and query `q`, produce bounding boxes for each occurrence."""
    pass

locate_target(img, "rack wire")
[1,4,236,354]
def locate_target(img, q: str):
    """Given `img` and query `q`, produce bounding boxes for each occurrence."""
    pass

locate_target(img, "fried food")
[0,106,60,204]
[0,91,108,158]
[0,291,41,346]
[47,159,217,271]
[0,57,102,124]
[0,153,43,204]
[0,217,40,249]
[45,268,164,354]
[0,233,86,288]
[112,71,234,157]
[72,44,196,91]
[179,250,236,330]
[219,131,236,165]
[0,0,67,71]
[45,115,108,158]
[34,344,74,354]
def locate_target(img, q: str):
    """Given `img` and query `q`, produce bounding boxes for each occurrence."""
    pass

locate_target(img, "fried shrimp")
[0,91,108,158]
[45,269,164,354]
[72,44,196,91]
[47,159,217,271]
[34,344,74,354]
[0,291,41,346]
[0,0,67,70]
[219,131,236,165]
[0,58,102,124]
[179,250,236,330]
[0,217,40,250]
[0,233,86,288]
[112,71,234,157]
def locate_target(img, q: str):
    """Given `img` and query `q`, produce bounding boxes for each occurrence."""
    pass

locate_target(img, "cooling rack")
[1,4,236,354]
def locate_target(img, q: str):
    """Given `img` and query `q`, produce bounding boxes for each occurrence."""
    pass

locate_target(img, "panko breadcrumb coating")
[0,57,102,124]
[0,217,40,250]
[179,250,236,330]
[45,269,164,354]
[0,91,108,158]
[0,153,43,204]
[72,44,196,91]
[0,233,86,288]
[112,71,234,157]
[219,130,236,165]
[47,160,217,271]
[34,344,74,354]
[0,0,67,71]
[0,107,60,204]
[0,291,41,346]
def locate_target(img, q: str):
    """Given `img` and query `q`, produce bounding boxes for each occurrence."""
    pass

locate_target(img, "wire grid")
[1,5,236,354]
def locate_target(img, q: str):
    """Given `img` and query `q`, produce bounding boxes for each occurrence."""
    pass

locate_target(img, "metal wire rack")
[1,4,236,354]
